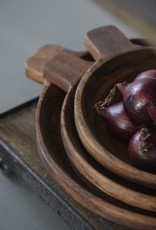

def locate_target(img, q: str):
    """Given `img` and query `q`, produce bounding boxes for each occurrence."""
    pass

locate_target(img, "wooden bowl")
[36,82,156,230]
[74,26,156,188]
[36,40,156,211]
[61,84,156,212]
[25,37,156,229]
[26,26,156,188]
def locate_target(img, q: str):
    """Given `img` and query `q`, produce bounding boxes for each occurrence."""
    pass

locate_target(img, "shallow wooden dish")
[74,26,156,188]
[61,84,156,212]
[36,82,156,230]
[40,46,156,212]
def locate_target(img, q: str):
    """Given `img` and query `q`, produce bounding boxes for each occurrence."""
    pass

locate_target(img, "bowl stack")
[25,26,156,230]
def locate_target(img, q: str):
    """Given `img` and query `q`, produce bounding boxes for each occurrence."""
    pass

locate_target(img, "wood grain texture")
[24,31,156,229]
[36,82,156,230]
[74,26,156,188]
[25,44,64,84]
[0,101,125,230]
[25,44,92,85]
[44,51,92,92]
[61,82,156,212]
[84,26,139,60]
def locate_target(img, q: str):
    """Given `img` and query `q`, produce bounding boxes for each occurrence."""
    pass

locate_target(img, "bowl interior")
[81,49,156,166]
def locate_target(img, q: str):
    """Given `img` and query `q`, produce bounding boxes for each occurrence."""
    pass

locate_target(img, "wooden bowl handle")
[44,26,142,92]
[25,44,92,91]
[25,44,65,84]
[85,25,141,61]
[25,26,143,91]
[44,51,93,92]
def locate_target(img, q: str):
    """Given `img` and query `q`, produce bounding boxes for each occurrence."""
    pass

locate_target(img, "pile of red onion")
[94,70,156,173]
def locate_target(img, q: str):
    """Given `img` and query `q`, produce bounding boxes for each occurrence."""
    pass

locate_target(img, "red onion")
[134,69,156,81]
[117,78,156,127]
[128,128,156,173]
[94,101,137,141]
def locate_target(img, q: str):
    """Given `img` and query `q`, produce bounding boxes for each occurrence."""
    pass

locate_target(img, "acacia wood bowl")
[37,43,156,212]
[36,82,156,230]
[61,82,156,212]
[74,26,156,188]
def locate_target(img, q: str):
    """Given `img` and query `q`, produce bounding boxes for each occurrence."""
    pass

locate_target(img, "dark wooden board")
[0,100,131,230]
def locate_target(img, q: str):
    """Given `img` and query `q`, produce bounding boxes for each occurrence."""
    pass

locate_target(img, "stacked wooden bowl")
[25,26,156,230]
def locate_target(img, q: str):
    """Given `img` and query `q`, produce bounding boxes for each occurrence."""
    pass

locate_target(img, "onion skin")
[117,78,156,127]
[128,128,156,173]
[94,101,137,141]
[134,69,156,81]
